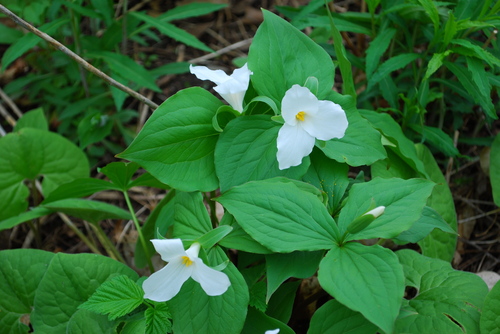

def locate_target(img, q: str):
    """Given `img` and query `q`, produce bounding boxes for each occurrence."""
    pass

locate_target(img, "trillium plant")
[1,8,494,334]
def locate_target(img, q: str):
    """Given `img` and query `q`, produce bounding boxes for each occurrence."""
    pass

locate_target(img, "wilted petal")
[277,123,315,170]
[191,258,231,296]
[301,100,348,141]
[189,64,230,85]
[142,259,193,302]
[151,239,186,262]
[281,85,318,125]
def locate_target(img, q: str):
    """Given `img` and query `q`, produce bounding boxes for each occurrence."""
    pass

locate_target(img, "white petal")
[189,64,230,85]
[364,206,385,218]
[185,242,201,259]
[215,90,245,113]
[276,123,315,170]
[281,85,319,126]
[151,239,186,262]
[142,259,193,302]
[301,100,348,141]
[265,329,280,334]
[190,258,231,296]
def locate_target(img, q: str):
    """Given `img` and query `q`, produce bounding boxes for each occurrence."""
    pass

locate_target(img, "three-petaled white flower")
[189,63,252,113]
[277,85,348,170]
[142,239,231,302]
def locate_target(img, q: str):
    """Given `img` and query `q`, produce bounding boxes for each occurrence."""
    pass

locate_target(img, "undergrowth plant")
[1,2,500,334]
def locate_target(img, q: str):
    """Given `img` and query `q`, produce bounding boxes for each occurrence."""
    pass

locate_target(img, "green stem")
[123,191,154,273]
[30,180,42,247]
[69,8,89,97]
[59,213,102,255]
[91,222,126,263]
[208,191,219,228]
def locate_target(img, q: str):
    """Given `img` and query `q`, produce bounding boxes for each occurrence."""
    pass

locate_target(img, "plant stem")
[58,213,102,255]
[90,222,127,263]
[123,190,155,272]
[30,180,42,247]
[69,8,90,97]
[0,4,158,110]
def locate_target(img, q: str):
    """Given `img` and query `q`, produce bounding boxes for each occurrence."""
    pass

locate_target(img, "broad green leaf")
[78,275,144,320]
[219,213,272,254]
[66,309,115,334]
[0,249,54,334]
[87,51,161,92]
[31,253,138,334]
[248,10,335,105]
[13,108,48,132]
[217,178,339,252]
[308,299,379,334]
[302,149,349,214]
[318,243,404,334]
[416,144,458,262]
[168,248,248,334]
[480,281,500,333]
[339,177,435,241]
[118,87,223,192]
[130,11,213,52]
[367,53,420,90]
[197,225,233,250]
[42,198,132,224]
[265,251,323,301]
[319,94,386,167]
[360,109,429,177]
[266,281,301,324]
[145,303,172,334]
[42,178,121,203]
[0,207,53,232]
[2,18,69,70]
[241,307,294,334]
[396,249,488,333]
[173,191,212,240]
[0,128,89,221]
[365,28,397,79]
[215,115,309,193]
[491,134,500,206]
[371,149,419,180]
[394,206,457,243]
[99,162,140,191]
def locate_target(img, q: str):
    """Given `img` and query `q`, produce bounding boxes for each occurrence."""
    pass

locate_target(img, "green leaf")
[168,248,248,334]
[215,115,309,193]
[217,178,339,252]
[302,149,349,214]
[0,23,23,44]
[42,178,121,203]
[2,18,69,70]
[451,38,500,68]
[367,53,420,90]
[466,56,495,119]
[0,249,55,334]
[409,124,459,157]
[66,309,116,334]
[0,207,53,232]
[13,108,48,132]
[241,307,295,334]
[416,144,458,262]
[319,94,386,166]
[417,0,440,36]
[491,134,500,206]
[130,11,213,52]
[87,51,161,92]
[79,275,144,320]
[248,10,335,105]
[77,112,114,148]
[99,162,140,191]
[308,299,379,334]
[31,253,138,334]
[197,225,233,250]
[365,28,397,79]
[423,51,453,80]
[265,251,323,301]
[219,213,272,254]
[394,206,457,243]
[145,303,172,334]
[318,243,404,334]
[157,2,227,22]
[0,128,89,221]
[395,249,488,333]
[480,281,500,333]
[266,281,300,324]
[339,177,435,241]
[118,87,223,192]
[42,198,132,224]
[173,191,212,240]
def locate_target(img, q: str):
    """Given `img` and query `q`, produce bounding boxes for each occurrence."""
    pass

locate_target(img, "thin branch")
[0,87,23,118]
[189,38,253,63]
[0,4,159,110]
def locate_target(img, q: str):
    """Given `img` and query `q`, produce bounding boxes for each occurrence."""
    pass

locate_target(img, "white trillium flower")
[142,239,231,302]
[277,85,348,170]
[189,63,252,113]
[265,329,280,334]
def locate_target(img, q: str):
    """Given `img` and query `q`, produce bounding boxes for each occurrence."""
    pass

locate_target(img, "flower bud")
[347,206,385,235]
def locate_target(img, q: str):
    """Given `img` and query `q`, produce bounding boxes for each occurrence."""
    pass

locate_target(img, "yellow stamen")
[296,111,306,121]
[181,256,193,267]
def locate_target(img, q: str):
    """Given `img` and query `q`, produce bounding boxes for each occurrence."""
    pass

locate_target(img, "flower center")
[181,256,194,267]
[295,111,306,121]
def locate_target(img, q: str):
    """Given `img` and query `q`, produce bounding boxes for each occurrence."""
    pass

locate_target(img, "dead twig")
[0,4,159,110]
